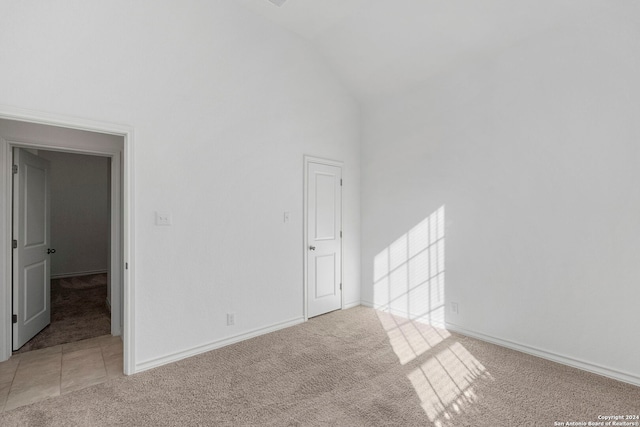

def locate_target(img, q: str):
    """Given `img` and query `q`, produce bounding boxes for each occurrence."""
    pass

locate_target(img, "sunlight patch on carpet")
[376,310,450,365]
[408,342,493,426]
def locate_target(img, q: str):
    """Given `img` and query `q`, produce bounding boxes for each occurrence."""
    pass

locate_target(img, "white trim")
[109,150,122,338]
[0,106,132,136]
[303,156,344,321]
[2,138,118,157]
[303,159,308,321]
[51,269,109,280]
[362,302,639,387]
[0,105,135,376]
[343,301,361,310]
[446,323,640,388]
[122,127,135,375]
[135,317,305,373]
[365,302,447,329]
[0,137,10,362]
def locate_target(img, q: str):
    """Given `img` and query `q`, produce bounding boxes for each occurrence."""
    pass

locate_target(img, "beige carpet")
[1,306,638,426]
[13,273,110,354]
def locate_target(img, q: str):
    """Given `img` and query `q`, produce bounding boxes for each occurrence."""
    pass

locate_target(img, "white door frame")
[0,106,135,375]
[303,156,344,321]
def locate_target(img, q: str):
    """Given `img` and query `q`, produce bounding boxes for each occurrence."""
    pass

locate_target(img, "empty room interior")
[0,0,639,425]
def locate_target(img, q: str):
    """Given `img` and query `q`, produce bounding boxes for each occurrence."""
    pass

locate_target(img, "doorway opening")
[12,148,112,354]
[0,112,134,375]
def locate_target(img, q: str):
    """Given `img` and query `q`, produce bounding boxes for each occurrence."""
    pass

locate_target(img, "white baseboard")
[135,317,305,374]
[343,301,361,309]
[51,269,108,279]
[446,322,640,388]
[361,301,639,387]
[360,300,446,328]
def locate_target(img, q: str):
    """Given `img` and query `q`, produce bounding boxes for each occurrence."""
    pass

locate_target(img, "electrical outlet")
[451,302,459,314]
[283,211,290,223]
[227,313,235,326]
[155,212,172,226]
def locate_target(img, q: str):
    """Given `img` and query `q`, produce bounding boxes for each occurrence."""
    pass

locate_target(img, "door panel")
[315,254,336,299]
[307,161,342,318]
[24,261,47,322]
[13,148,51,350]
[314,173,336,240]
[25,165,47,246]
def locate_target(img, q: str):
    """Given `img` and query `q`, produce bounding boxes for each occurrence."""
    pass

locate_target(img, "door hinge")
[340,179,342,186]
[12,314,17,324]
[12,165,18,174]
[340,283,342,291]
[12,239,17,249]
[340,230,342,238]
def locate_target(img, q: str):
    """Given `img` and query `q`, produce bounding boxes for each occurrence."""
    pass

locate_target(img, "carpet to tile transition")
[13,273,111,354]
[1,306,638,426]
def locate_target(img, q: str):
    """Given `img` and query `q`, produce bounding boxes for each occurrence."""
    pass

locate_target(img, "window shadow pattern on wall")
[374,206,446,327]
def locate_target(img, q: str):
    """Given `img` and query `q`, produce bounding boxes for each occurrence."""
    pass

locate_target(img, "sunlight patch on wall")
[374,206,445,327]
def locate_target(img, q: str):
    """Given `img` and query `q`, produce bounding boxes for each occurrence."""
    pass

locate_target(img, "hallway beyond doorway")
[13,274,110,354]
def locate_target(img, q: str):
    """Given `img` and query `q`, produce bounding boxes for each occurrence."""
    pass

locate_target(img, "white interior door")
[12,148,51,350]
[307,160,342,318]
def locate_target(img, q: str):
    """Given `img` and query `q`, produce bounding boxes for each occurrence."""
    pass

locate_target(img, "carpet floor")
[1,306,638,426]
[13,274,111,354]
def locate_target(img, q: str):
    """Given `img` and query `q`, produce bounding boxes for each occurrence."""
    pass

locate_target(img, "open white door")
[306,160,342,318]
[12,148,52,351]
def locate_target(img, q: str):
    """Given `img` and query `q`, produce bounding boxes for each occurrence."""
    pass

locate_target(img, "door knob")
[47,248,56,254]
[309,246,316,251]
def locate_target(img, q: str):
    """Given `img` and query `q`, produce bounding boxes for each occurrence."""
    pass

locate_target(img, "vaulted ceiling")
[237,0,635,101]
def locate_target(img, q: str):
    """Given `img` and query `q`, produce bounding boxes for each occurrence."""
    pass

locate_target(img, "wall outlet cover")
[155,212,172,226]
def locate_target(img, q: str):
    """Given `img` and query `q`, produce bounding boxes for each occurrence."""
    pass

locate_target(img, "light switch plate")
[156,212,172,226]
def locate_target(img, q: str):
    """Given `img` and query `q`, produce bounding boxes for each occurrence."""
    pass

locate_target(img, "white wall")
[37,150,109,278]
[0,1,360,369]
[361,9,640,384]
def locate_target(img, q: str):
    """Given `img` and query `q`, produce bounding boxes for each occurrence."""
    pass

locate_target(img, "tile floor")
[0,334,123,412]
